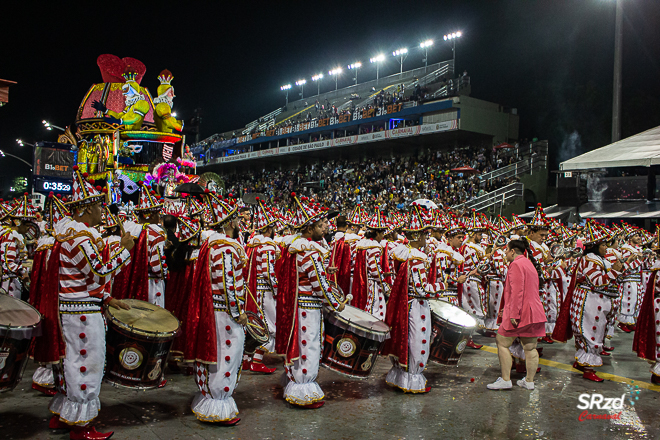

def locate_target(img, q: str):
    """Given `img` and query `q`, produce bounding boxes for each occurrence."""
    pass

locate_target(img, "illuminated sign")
[33,146,76,178]
[33,177,73,194]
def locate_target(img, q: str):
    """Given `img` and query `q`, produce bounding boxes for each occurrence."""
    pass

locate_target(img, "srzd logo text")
[577,393,625,421]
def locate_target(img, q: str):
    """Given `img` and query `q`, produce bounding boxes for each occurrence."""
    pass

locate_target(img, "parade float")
[56,54,201,203]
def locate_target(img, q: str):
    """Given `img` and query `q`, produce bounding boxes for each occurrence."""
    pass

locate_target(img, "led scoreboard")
[33,142,76,194]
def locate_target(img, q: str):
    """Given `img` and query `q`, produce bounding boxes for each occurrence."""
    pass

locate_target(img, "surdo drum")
[0,294,42,392]
[243,311,269,354]
[428,300,477,366]
[105,299,179,389]
[321,305,390,378]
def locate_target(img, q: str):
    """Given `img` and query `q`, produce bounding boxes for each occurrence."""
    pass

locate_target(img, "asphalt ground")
[1,329,658,440]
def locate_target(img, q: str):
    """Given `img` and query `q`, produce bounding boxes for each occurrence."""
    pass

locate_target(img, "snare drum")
[428,300,477,366]
[243,311,269,355]
[0,294,42,392]
[321,305,390,378]
[105,299,179,389]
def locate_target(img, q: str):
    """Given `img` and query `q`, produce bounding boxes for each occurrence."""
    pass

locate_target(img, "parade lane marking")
[479,345,660,392]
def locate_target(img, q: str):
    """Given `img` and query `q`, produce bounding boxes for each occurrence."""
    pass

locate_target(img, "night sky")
[1,0,659,192]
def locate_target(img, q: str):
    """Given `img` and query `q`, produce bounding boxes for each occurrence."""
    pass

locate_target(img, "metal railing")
[478,141,548,184]
[452,182,524,213]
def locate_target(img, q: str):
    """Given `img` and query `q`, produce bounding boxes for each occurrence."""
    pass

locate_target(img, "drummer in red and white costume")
[184,191,248,425]
[525,205,554,343]
[47,166,134,440]
[383,203,453,393]
[633,227,660,385]
[276,195,344,408]
[435,215,467,307]
[553,221,640,382]
[344,205,365,291]
[352,208,391,320]
[243,197,281,374]
[29,193,71,397]
[482,217,510,333]
[112,182,168,307]
[460,210,488,330]
[1,194,33,297]
[617,223,645,332]
[329,215,352,298]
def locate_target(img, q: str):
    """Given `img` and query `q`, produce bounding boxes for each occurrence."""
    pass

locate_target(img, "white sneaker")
[517,379,534,390]
[487,377,512,390]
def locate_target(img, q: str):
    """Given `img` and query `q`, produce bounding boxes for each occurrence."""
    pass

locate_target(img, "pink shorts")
[497,322,546,338]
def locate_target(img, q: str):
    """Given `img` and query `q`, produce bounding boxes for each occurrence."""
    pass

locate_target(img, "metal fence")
[452,182,524,213]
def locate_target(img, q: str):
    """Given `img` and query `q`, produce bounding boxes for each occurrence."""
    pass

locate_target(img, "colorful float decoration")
[57,54,197,201]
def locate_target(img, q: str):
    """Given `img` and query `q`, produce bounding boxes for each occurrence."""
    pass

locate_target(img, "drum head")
[328,305,390,341]
[429,300,477,328]
[0,295,41,330]
[106,299,179,335]
[245,311,269,343]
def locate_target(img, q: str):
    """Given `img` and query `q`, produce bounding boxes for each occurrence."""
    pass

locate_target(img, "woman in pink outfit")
[487,238,547,391]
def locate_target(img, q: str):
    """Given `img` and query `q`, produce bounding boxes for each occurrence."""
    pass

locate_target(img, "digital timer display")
[34,177,73,194]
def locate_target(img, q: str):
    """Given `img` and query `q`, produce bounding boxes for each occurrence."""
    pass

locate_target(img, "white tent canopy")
[560,125,660,171]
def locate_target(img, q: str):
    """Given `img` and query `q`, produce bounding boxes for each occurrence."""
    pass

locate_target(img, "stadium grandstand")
[193,57,549,216]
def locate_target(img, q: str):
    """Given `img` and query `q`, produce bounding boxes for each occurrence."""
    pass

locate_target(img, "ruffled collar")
[290,236,331,258]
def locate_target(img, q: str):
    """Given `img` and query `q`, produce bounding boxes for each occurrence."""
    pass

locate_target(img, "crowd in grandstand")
[221,145,519,211]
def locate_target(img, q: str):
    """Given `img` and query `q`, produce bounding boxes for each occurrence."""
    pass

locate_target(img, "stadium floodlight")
[296,79,307,98]
[370,54,385,84]
[443,31,462,71]
[348,62,362,84]
[171,112,177,118]
[328,68,342,90]
[280,84,292,106]
[420,40,434,68]
[312,74,324,95]
[16,138,35,147]
[392,48,408,74]
[42,119,65,132]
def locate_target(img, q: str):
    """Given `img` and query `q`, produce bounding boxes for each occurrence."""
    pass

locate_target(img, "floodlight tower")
[296,79,307,99]
[420,40,434,69]
[312,74,324,96]
[348,62,362,85]
[369,54,385,85]
[328,68,342,91]
[443,32,462,74]
[280,84,292,106]
[392,48,408,74]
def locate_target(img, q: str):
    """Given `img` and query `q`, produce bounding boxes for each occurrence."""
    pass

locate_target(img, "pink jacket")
[500,255,546,331]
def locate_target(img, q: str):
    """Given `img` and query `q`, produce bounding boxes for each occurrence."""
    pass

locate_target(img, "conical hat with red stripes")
[492,215,512,234]
[464,209,487,232]
[527,203,550,230]
[291,193,328,229]
[509,213,527,231]
[178,216,202,243]
[429,209,447,230]
[445,215,466,236]
[43,193,71,231]
[403,203,431,232]
[365,207,389,230]
[347,204,366,226]
[134,181,163,212]
[10,193,37,219]
[102,205,120,230]
[68,165,106,207]
[203,191,237,227]
[582,220,610,245]
[253,196,278,231]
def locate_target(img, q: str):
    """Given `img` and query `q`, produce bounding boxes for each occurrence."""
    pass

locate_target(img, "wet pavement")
[1,329,658,440]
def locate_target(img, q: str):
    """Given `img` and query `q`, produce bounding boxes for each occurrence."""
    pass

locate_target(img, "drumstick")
[340,294,353,307]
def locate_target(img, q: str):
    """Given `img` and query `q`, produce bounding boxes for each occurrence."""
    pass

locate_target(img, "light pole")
[280,84,291,106]
[312,73,324,95]
[392,48,408,74]
[16,139,35,148]
[348,62,362,85]
[1,150,33,169]
[370,54,385,85]
[443,32,462,74]
[296,79,307,99]
[420,40,434,69]
[612,0,623,143]
[42,120,65,132]
[329,68,342,91]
